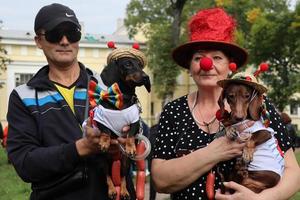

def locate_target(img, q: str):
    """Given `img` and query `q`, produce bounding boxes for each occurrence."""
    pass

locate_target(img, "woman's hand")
[207,136,245,162]
[215,182,261,200]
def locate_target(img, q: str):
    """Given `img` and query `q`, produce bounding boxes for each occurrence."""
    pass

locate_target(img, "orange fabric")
[2,125,8,147]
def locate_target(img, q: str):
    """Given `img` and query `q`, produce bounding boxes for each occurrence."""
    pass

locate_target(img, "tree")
[247,3,300,111]
[125,0,214,103]
[125,0,300,111]
[0,44,10,88]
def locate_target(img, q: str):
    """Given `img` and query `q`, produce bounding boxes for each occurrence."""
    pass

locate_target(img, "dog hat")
[172,8,248,69]
[217,72,267,94]
[107,42,147,68]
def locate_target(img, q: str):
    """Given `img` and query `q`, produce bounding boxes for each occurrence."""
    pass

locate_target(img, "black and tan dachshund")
[90,56,150,199]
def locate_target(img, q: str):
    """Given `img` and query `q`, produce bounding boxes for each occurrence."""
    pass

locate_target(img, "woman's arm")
[215,148,300,200]
[151,136,245,193]
[259,148,300,199]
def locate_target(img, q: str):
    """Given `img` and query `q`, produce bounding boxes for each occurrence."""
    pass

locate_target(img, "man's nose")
[59,35,70,45]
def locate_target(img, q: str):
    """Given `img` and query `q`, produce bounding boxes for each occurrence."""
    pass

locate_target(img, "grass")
[0,148,31,200]
[0,148,300,200]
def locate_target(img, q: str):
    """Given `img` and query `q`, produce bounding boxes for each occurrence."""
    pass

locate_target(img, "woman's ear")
[249,94,263,121]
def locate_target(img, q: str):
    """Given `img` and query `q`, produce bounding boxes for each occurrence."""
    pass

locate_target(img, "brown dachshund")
[218,83,283,193]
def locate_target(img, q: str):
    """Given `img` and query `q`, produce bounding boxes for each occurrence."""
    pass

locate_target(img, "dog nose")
[234,117,244,122]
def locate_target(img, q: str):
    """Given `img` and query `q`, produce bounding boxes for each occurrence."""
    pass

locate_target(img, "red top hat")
[172,8,248,69]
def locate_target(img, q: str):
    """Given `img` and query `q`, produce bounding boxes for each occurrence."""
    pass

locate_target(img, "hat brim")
[172,40,248,69]
[217,79,267,94]
[44,17,81,31]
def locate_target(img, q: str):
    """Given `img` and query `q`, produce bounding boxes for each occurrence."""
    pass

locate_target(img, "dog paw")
[99,134,111,152]
[108,187,117,200]
[125,137,136,157]
[120,189,130,200]
[225,126,238,140]
[242,148,254,164]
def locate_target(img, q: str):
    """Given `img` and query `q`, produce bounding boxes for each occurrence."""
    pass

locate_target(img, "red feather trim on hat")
[188,8,236,43]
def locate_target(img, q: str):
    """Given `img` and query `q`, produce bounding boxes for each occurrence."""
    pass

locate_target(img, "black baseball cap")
[34,3,81,33]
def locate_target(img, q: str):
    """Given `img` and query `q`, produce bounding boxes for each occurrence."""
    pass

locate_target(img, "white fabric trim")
[92,104,140,137]
[233,120,284,176]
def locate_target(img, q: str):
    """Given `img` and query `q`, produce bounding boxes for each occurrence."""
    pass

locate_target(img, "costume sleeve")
[264,97,292,153]
[152,102,178,160]
[7,90,81,183]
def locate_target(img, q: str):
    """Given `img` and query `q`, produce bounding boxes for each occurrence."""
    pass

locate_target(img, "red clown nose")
[200,57,213,71]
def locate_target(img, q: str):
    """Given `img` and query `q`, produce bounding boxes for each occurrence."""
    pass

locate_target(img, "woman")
[151,8,300,200]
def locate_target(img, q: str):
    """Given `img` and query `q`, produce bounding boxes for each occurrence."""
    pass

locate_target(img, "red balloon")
[200,57,213,71]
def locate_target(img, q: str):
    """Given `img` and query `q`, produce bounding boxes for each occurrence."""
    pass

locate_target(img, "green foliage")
[125,0,300,109]
[0,43,10,88]
[248,6,300,111]
[125,0,216,99]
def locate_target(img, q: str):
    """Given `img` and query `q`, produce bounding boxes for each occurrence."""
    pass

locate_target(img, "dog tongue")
[200,57,213,71]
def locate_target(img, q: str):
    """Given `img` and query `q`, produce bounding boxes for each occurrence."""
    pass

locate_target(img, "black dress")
[153,95,292,200]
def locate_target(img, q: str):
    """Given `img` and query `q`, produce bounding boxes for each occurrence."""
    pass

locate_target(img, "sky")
[0,0,131,34]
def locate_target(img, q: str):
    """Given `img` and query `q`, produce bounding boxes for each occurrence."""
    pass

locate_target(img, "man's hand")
[76,118,102,156]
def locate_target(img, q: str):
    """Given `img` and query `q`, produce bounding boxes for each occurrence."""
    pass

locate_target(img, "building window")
[290,103,298,115]
[15,73,34,87]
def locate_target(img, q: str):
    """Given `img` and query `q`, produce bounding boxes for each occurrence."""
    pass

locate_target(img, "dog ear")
[248,94,263,121]
[218,89,226,113]
[143,75,151,92]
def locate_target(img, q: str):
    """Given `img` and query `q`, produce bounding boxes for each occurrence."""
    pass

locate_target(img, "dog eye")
[227,94,235,99]
[244,94,250,99]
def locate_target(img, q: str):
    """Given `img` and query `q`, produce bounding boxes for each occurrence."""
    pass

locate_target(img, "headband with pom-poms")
[106,41,147,67]
[254,62,269,77]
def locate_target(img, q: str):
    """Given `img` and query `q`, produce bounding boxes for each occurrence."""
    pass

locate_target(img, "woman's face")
[189,50,231,88]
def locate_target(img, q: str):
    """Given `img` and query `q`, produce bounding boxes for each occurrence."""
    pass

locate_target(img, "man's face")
[35,23,81,68]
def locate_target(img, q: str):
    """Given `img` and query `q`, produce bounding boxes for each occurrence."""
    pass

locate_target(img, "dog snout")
[234,116,244,122]
[142,74,151,92]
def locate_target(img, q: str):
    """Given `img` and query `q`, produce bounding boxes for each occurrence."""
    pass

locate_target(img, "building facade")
[1,28,299,131]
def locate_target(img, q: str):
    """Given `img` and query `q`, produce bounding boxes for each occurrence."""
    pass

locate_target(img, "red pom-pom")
[216,109,229,121]
[245,76,252,81]
[216,109,223,121]
[229,62,237,72]
[107,41,116,49]
[200,57,213,71]
[132,43,140,50]
[259,62,269,71]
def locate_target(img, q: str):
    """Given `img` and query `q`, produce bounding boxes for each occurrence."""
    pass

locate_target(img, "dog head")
[218,83,264,125]
[217,73,267,125]
[116,57,151,93]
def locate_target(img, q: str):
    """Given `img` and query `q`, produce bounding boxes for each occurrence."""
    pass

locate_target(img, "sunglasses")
[39,28,81,43]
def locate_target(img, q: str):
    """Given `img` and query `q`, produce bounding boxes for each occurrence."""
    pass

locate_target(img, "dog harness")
[233,120,285,177]
[92,104,140,137]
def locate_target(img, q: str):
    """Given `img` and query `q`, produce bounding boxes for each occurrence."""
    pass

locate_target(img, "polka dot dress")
[152,95,292,199]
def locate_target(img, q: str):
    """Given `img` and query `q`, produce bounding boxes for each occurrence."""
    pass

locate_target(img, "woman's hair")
[280,112,291,124]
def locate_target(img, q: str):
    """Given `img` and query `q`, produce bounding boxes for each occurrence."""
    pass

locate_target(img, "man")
[7,3,135,200]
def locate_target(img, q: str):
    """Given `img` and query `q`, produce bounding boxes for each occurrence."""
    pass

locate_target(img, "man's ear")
[249,94,263,121]
[34,36,43,49]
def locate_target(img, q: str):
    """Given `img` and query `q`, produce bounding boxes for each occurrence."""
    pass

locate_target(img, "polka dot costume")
[152,95,292,199]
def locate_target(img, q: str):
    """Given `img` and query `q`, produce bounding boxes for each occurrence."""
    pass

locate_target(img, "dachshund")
[89,56,151,199]
[217,83,284,193]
